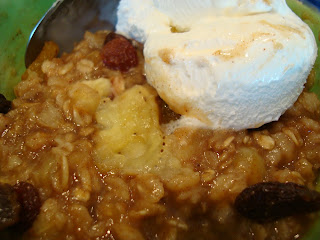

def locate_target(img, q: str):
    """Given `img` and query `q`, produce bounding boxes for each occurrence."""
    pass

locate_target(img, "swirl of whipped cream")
[116,0,317,130]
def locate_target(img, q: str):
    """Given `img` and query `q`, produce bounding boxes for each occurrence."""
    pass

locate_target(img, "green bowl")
[0,0,320,239]
[0,0,55,100]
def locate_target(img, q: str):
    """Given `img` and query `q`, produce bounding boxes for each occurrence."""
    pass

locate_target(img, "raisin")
[101,32,138,72]
[103,32,124,44]
[234,182,320,223]
[0,183,20,230]
[0,94,11,114]
[156,96,181,124]
[13,182,41,231]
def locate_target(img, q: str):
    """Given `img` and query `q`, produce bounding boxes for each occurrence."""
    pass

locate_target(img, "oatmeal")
[0,30,320,240]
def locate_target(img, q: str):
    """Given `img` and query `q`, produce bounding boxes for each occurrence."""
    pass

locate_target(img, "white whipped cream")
[116,0,317,130]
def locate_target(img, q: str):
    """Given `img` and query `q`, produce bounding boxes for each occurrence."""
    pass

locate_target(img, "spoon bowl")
[25,0,119,68]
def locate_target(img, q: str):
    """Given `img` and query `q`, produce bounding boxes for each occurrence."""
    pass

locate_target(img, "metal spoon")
[25,0,120,68]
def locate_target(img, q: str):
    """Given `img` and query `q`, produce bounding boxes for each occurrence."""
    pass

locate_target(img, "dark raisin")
[0,183,20,230]
[0,94,11,114]
[13,182,41,231]
[234,182,320,223]
[104,32,125,44]
[101,32,138,72]
[156,96,181,124]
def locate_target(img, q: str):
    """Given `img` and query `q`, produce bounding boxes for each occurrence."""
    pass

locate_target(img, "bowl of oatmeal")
[0,0,320,240]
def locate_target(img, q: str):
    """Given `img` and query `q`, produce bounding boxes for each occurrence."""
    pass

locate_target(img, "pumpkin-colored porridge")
[0,31,320,240]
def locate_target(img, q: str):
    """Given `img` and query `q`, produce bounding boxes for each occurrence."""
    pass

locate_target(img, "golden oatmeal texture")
[0,31,320,240]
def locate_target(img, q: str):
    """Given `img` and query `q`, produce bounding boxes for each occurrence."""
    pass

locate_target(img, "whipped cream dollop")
[116,0,317,130]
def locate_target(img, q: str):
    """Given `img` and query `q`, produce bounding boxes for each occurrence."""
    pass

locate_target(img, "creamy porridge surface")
[0,31,319,240]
